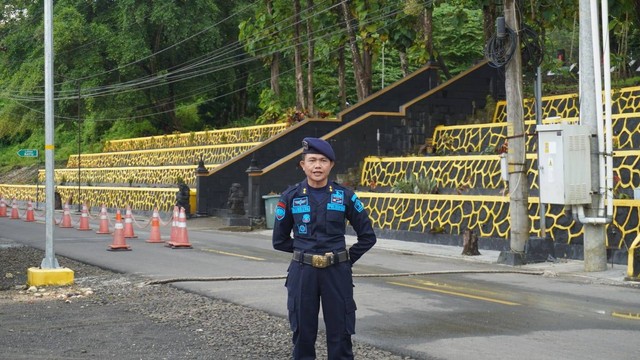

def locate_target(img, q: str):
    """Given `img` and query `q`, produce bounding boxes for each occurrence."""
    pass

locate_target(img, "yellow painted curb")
[612,312,640,321]
[27,267,74,287]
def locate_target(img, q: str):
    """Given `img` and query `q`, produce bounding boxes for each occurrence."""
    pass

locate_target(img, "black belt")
[292,250,350,269]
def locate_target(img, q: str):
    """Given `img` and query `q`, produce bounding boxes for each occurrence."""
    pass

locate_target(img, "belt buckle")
[311,255,328,268]
[310,253,335,268]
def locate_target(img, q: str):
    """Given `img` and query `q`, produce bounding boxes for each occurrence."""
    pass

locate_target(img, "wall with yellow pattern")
[361,151,640,194]
[66,143,258,168]
[358,86,640,252]
[492,92,580,123]
[433,113,640,154]
[12,124,288,214]
[102,124,287,152]
[0,185,195,213]
[357,193,639,250]
[6,83,640,254]
[38,165,218,187]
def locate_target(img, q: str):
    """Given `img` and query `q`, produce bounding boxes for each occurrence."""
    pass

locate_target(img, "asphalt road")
[1,213,639,360]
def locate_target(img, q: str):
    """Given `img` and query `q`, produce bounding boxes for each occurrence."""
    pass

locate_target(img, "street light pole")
[29,0,74,287]
[41,0,59,269]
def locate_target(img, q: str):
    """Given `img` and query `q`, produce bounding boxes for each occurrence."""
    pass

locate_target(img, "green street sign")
[17,149,39,157]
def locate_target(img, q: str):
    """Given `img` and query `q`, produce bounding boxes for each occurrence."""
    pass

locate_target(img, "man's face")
[300,154,334,187]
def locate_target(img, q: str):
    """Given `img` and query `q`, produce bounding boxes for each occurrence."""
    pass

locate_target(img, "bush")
[391,174,439,194]
[391,177,414,193]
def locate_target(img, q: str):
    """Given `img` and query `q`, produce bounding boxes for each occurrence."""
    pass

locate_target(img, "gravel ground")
[0,244,414,360]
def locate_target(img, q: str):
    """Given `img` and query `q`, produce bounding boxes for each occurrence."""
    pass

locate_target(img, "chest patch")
[331,190,344,205]
[292,197,310,214]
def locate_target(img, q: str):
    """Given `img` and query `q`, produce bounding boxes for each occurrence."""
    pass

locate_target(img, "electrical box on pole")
[537,124,592,205]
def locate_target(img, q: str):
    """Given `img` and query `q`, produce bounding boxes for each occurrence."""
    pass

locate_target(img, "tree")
[105,0,224,132]
[306,0,316,116]
[341,0,369,100]
[293,0,306,111]
[239,0,297,122]
[2,0,640,162]
[267,0,282,97]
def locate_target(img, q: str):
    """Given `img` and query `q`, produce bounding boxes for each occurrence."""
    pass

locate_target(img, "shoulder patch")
[275,201,287,221]
[354,198,364,213]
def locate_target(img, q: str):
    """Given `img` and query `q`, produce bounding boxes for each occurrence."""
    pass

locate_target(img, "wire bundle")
[520,25,544,73]
[484,25,517,68]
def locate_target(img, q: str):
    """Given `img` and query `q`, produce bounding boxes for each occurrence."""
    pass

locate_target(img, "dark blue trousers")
[286,260,356,360]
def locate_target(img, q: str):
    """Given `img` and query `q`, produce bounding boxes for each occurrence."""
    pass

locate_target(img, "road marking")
[612,312,640,321]
[202,248,264,261]
[415,279,504,297]
[388,281,520,306]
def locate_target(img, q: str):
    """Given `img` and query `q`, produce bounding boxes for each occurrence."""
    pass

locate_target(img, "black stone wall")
[196,61,505,216]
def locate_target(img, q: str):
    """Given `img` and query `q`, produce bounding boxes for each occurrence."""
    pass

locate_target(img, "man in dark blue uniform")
[273,137,377,360]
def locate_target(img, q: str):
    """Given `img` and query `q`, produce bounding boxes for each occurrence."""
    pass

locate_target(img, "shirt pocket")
[325,210,345,234]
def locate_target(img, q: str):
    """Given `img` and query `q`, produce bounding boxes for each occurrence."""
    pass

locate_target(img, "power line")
[0,1,419,123]
[3,0,405,101]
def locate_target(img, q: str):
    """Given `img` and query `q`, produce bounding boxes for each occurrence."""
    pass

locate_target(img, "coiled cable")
[485,25,517,68]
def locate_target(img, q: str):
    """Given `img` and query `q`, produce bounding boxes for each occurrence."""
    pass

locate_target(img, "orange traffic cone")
[169,206,179,243]
[123,205,138,238]
[0,196,7,217]
[10,199,20,220]
[96,204,110,234]
[77,203,92,231]
[24,200,35,222]
[59,202,73,228]
[166,207,192,249]
[108,210,131,251]
[146,208,163,243]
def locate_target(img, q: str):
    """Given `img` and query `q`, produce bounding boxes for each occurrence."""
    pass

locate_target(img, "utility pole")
[41,0,59,269]
[579,0,607,271]
[498,0,529,265]
[77,84,82,213]
[28,0,73,286]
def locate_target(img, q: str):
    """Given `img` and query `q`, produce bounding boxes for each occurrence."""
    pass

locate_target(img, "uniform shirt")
[272,179,377,264]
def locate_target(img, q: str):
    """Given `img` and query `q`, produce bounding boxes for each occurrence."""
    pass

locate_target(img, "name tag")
[292,205,311,214]
[327,203,345,212]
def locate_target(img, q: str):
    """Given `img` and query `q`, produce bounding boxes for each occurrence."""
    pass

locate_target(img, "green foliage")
[371,46,411,92]
[391,173,439,194]
[1,0,640,173]
[431,3,484,76]
[0,0,221,169]
[256,89,285,124]
[176,104,202,132]
[102,119,157,142]
[413,175,439,194]
[391,177,414,194]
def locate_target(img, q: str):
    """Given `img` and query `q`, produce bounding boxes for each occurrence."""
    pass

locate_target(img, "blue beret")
[302,137,335,162]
